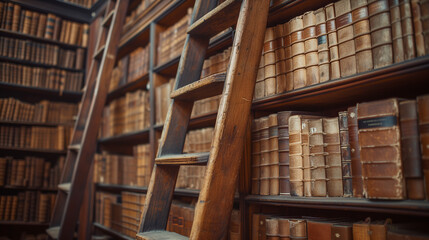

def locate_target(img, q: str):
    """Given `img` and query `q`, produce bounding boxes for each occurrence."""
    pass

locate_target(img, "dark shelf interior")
[0,120,74,127]
[93,222,134,240]
[106,74,149,104]
[98,128,150,155]
[0,56,83,72]
[0,146,67,157]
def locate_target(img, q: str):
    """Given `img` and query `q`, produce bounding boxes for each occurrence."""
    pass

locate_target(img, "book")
[274,25,287,94]
[268,114,280,195]
[323,117,343,197]
[391,0,406,62]
[266,218,279,240]
[335,0,357,77]
[325,3,341,80]
[290,15,307,89]
[283,21,294,91]
[339,111,353,197]
[315,7,330,82]
[289,115,305,196]
[357,98,405,199]
[332,222,353,240]
[352,0,374,73]
[417,95,429,200]
[277,111,292,195]
[290,219,307,239]
[264,27,277,97]
[307,219,333,240]
[401,0,417,60]
[259,117,270,195]
[308,118,327,197]
[303,11,319,85]
[411,0,426,56]
[252,119,262,195]
[348,106,363,197]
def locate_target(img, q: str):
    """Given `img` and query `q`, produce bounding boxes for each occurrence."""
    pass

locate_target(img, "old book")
[37,14,46,38]
[289,115,305,196]
[308,118,327,197]
[370,220,391,239]
[417,95,429,200]
[339,111,353,197]
[325,3,341,80]
[399,100,425,200]
[368,0,393,68]
[303,11,319,86]
[30,12,39,36]
[279,218,290,240]
[264,27,277,97]
[22,10,32,35]
[323,117,343,197]
[411,0,426,56]
[307,220,333,240]
[82,23,89,47]
[290,219,307,240]
[11,3,21,32]
[268,114,280,195]
[390,0,406,62]
[278,111,291,195]
[302,119,312,196]
[335,0,357,77]
[283,21,294,91]
[254,54,265,99]
[315,7,330,82]
[251,119,261,195]
[252,213,267,240]
[332,223,353,240]
[353,219,371,240]
[352,0,374,73]
[347,106,363,197]
[290,16,307,89]
[401,0,416,60]
[266,218,280,240]
[358,98,405,199]
[274,24,287,94]
[44,13,56,39]
[260,117,270,195]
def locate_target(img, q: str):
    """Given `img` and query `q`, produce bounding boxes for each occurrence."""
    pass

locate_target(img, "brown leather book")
[260,117,270,195]
[390,0,406,62]
[255,55,265,100]
[252,118,262,195]
[22,10,32,35]
[308,118,327,197]
[278,112,291,196]
[335,0,357,77]
[325,3,341,80]
[401,0,416,60]
[302,118,311,196]
[279,218,290,240]
[332,223,353,240]
[36,14,46,38]
[411,0,426,56]
[347,106,363,197]
[289,115,305,196]
[253,213,268,240]
[290,16,307,89]
[358,98,405,199]
[323,117,343,197]
[275,24,287,94]
[30,12,39,36]
[269,114,280,195]
[315,7,330,82]
[44,13,56,39]
[11,3,21,32]
[283,21,294,91]
[266,218,280,240]
[290,219,307,240]
[417,95,429,200]
[307,220,332,240]
[399,100,425,200]
[303,11,319,86]
[351,0,374,73]
[353,220,371,240]
[264,27,277,97]
[339,111,353,197]
[368,0,393,69]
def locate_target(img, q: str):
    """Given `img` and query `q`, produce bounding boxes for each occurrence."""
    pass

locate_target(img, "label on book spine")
[358,116,397,129]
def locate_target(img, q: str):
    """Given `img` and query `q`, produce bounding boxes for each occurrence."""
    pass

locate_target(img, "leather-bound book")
[303,11,319,86]
[387,223,429,240]
[4,3,14,30]
[351,0,374,73]
[401,0,416,60]
[370,220,391,239]
[30,12,39,36]
[308,119,327,197]
[253,213,268,240]
[37,14,46,38]
[315,7,330,82]
[411,0,426,56]
[290,219,307,240]
[255,55,265,100]
[266,218,280,240]
[278,111,291,196]
[260,117,270,195]
[302,119,311,196]
[335,0,357,77]
[323,117,343,197]
[390,0,406,62]
[399,100,425,200]
[283,22,294,91]
[275,24,287,94]
[279,218,290,240]
[332,223,353,240]
[353,219,371,240]
[347,106,363,197]
[269,114,280,195]
[307,220,332,240]
[289,115,305,196]
[44,13,56,39]
[325,3,341,80]
[252,119,261,195]
[264,27,277,97]
[11,4,21,32]
[339,111,353,197]
[290,16,307,89]
[22,10,32,35]
[368,0,393,69]
[417,95,429,200]
[357,98,405,199]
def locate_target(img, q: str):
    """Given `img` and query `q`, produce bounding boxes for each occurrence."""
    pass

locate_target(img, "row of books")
[191,95,221,118]
[93,145,151,187]
[254,0,429,100]
[123,0,156,30]
[157,9,191,66]
[0,156,64,188]
[0,191,55,223]
[176,128,213,190]
[62,0,97,8]
[200,47,231,79]
[0,2,89,46]
[0,98,78,124]
[251,95,429,200]
[128,45,150,83]
[0,125,72,150]
[252,214,429,240]
[0,62,84,92]
[100,90,150,138]
[0,36,85,70]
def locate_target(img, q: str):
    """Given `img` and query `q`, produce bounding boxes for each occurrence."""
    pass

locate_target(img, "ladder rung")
[46,226,60,239]
[136,231,189,240]
[171,73,225,101]
[93,44,106,60]
[58,183,71,192]
[68,144,81,151]
[155,152,209,165]
[102,11,115,27]
[187,0,241,37]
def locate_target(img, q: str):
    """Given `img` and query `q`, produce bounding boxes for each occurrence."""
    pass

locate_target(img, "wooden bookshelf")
[0,146,67,155]
[0,185,57,192]
[0,221,50,226]
[93,223,134,240]
[98,128,150,155]
[0,56,84,72]
[0,120,74,127]
[106,73,150,104]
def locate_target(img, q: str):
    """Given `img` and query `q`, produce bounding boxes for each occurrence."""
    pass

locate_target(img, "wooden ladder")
[137,0,270,239]
[46,0,129,239]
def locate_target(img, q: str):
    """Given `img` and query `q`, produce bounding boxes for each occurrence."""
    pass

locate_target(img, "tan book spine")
[283,21,294,91]
[368,0,393,69]
[411,0,426,56]
[339,111,353,197]
[278,111,292,196]
[303,11,319,86]
[323,117,343,197]
[400,0,416,60]
[290,219,307,239]
[266,218,280,240]
[309,118,327,197]
[254,55,265,100]
[315,7,330,82]
[274,24,287,94]
[278,219,290,240]
[30,12,39,36]
[351,0,374,73]
[325,3,341,80]
[11,4,21,32]
[289,115,305,196]
[290,16,307,89]
[302,119,311,196]
[390,0,406,62]
[37,14,46,38]
[268,114,280,195]
[22,10,32,35]
[44,13,56,39]
[260,117,270,195]
[335,0,357,77]
[264,27,277,97]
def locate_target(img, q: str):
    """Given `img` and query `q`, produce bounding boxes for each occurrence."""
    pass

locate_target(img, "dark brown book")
[332,223,353,240]
[252,213,267,240]
[323,117,343,197]
[307,220,333,240]
[11,3,21,32]
[401,0,416,60]
[283,21,294,91]
[352,0,374,73]
[30,12,39,36]
[353,219,371,240]
[417,95,429,200]
[357,98,405,199]
[348,106,363,197]
[335,0,357,77]
[339,111,353,197]
[268,114,280,195]
[390,0,406,62]
[278,111,292,196]
[325,3,341,80]
[399,100,425,200]
[44,13,56,39]
[411,0,426,56]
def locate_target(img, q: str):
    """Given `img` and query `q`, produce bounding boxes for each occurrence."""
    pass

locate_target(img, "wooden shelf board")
[99,129,150,155]
[0,82,82,102]
[0,146,67,155]
[95,183,201,198]
[93,223,134,240]
[0,56,83,72]
[0,221,49,226]
[154,55,181,76]
[106,73,149,104]
[0,185,57,191]
[246,195,429,217]
[154,111,217,132]
[252,56,429,112]
[0,120,74,127]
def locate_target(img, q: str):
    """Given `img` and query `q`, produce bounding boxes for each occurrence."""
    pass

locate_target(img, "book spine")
[400,0,416,60]
[303,11,319,86]
[266,218,280,240]
[290,219,307,239]
[339,111,353,197]
[254,54,265,100]
[283,22,294,91]
[289,115,304,196]
[325,3,341,80]
[390,0,406,62]
[411,0,426,56]
[268,114,280,195]
[308,118,327,197]
[278,111,291,196]
[357,98,405,199]
[264,27,277,97]
[11,4,21,32]
[290,16,307,89]
[323,117,343,197]
[315,7,330,82]
[348,106,364,197]
[351,0,374,73]
[44,13,55,39]
[302,119,311,197]
[417,95,429,200]
[368,0,393,68]
[335,0,357,77]
[260,117,270,195]
[275,24,287,94]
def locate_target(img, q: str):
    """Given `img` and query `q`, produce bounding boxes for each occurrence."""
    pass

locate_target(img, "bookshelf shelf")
[154,111,218,132]
[93,223,134,240]
[106,73,150,104]
[153,55,181,76]
[0,146,67,155]
[0,221,49,226]
[0,186,57,192]
[0,56,84,72]
[0,82,82,102]
[98,129,150,155]
[95,183,202,198]
[0,29,86,49]
[0,120,73,127]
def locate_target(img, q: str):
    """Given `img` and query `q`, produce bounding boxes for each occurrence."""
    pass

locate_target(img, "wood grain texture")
[155,152,209,165]
[170,72,225,101]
